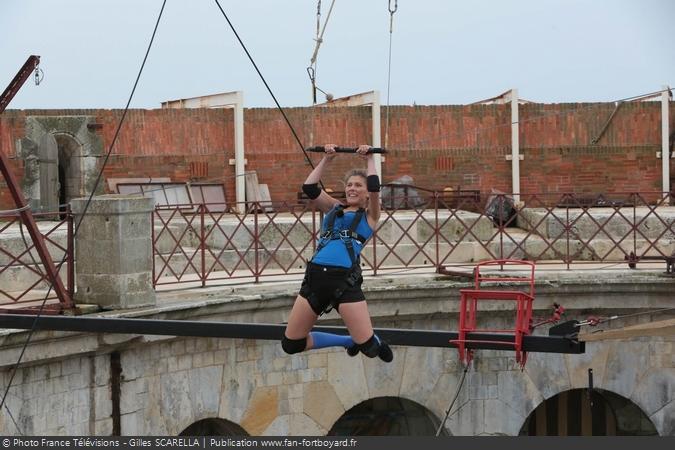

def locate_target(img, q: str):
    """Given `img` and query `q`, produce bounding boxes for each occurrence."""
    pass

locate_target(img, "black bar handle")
[306,146,387,154]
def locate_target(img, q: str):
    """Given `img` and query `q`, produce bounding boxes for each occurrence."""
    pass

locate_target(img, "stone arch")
[19,116,104,212]
[179,418,249,436]
[519,388,658,436]
[327,396,448,436]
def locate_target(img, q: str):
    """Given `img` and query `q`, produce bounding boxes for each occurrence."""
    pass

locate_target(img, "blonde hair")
[343,169,368,185]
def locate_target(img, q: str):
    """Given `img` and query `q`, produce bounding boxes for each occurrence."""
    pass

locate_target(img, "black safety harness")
[308,204,369,314]
[314,204,368,266]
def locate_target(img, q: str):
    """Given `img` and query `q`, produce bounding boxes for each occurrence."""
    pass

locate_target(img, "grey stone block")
[71,195,155,309]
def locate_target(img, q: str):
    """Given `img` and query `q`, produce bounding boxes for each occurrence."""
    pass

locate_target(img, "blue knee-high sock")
[309,332,354,350]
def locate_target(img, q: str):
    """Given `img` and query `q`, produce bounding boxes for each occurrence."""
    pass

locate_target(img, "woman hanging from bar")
[281,144,393,363]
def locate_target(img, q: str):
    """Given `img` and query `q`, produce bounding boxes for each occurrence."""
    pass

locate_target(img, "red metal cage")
[451,259,536,368]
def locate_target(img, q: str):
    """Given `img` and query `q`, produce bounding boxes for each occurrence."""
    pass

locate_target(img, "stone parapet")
[518,206,675,241]
[0,270,673,436]
[71,194,155,309]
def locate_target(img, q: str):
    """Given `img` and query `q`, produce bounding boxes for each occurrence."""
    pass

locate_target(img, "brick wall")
[1,101,673,210]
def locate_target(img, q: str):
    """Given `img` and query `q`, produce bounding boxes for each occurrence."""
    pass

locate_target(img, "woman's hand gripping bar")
[306,146,388,154]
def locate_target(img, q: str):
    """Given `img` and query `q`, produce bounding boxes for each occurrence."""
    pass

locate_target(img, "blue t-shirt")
[311,208,373,268]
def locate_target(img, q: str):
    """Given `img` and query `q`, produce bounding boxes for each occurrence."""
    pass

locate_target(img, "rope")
[307,0,336,105]
[385,0,397,150]
[436,363,469,436]
[213,0,315,171]
[579,306,675,327]
[0,0,168,417]
[309,0,336,67]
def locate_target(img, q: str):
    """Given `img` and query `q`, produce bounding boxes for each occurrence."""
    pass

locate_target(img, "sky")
[1,0,674,110]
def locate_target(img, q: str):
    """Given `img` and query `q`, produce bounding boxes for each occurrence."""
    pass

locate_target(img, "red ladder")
[451,259,535,368]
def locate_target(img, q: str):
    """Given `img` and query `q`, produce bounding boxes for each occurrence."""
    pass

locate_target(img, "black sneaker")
[378,340,394,363]
[346,343,359,357]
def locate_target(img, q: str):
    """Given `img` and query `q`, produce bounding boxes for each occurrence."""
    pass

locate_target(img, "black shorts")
[299,262,365,315]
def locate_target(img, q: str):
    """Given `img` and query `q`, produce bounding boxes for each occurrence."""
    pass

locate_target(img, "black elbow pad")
[367,175,380,192]
[302,183,321,199]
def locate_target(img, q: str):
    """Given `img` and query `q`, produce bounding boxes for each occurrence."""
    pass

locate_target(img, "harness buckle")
[338,229,353,240]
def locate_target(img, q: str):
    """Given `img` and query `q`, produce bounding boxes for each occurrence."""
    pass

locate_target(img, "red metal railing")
[151,191,675,287]
[152,201,319,287]
[0,210,74,312]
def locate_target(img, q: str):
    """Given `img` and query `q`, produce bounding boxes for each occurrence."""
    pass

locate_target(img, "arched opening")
[328,397,447,436]
[179,418,249,436]
[519,389,658,436]
[54,134,82,215]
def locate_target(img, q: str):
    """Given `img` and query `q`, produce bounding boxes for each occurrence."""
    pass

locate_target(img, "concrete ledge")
[1,268,673,369]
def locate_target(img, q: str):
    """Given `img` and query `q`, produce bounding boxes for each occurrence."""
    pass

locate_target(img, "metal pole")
[511,89,521,204]
[151,208,157,286]
[200,204,206,287]
[371,90,383,178]
[662,85,670,200]
[233,91,246,213]
[67,208,74,296]
[0,55,40,113]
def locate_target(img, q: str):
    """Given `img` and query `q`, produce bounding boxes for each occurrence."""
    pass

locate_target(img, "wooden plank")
[258,183,273,212]
[579,318,675,342]
[244,171,274,212]
[189,183,228,213]
[244,171,261,201]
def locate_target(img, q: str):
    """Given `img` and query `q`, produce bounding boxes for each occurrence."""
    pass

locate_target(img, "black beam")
[0,314,584,354]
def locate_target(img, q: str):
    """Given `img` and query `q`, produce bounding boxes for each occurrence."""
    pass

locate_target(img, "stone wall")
[0,273,673,436]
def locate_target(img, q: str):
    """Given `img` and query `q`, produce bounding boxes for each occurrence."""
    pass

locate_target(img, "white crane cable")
[309,0,337,66]
[308,0,337,104]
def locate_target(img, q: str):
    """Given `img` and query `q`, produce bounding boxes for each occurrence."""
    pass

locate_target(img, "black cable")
[212,0,315,171]
[0,0,168,420]
[3,402,23,436]
[74,3,166,234]
[436,363,469,436]
[582,306,675,327]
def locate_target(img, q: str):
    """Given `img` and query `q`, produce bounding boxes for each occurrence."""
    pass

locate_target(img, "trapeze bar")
[306,146,388,154]
[0,314,584,354]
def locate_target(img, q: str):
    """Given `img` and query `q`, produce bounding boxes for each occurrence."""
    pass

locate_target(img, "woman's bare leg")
[337,301,374,344]
[284,294,319,349]
[339,300,393,362]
